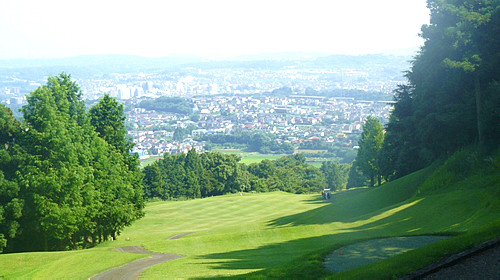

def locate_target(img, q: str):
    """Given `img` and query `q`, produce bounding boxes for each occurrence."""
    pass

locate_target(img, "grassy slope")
[1,149,499,279]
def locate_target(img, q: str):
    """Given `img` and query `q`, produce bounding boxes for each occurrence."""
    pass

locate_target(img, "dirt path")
[90,232,195,280]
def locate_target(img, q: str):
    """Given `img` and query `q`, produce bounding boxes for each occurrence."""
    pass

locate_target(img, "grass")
[306,160,326,168]
[297,149,329,153]
[239,153,283,164]
[145,149,321,167]
[203,149,284,165]
[1,148,499,279]
[0,247,145,279]
[140,155,163,167]
[211,149,251,155]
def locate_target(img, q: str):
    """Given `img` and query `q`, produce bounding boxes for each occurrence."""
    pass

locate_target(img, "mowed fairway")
[1,158,500,279]
[113,192,327,278]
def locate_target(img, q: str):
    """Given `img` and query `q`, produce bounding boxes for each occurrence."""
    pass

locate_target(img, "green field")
[212,149,284,164]
[1,149,499,279]
[239,153,283,164]
[141,150,316,166]
[140,155,163,167]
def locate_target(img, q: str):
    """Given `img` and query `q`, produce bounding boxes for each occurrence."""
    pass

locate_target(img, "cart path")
[90,246,183,280]
[91,233,195,279]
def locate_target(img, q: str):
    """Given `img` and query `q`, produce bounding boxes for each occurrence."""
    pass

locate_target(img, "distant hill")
[0,53,411,79]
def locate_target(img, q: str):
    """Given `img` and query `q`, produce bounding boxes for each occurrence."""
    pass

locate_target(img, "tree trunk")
[377,173,382,186]
[370,175,374,188]
[474,73,483,149]
[44,235,48,251]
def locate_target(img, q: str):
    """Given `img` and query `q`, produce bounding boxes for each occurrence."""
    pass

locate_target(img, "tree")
[380,0,500,179]
[1,74,144,252]
[379,85,427,180]
[0,104,20,147]
[89,94,138,170]
[346,160,367,189]
[321,161,349,191]
[435,0,499,149]
[0,105,23,253]
[356,116,384,187]
[139,96,193,115]
[409,0,500,154]
[16,73,93,251]
[184,148,202,198]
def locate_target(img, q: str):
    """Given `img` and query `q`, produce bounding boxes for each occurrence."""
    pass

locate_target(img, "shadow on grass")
[188,164,494,279]
[188,202,438,279]
[267,192,416,227]
[190,193,479,279]
[268,166,437,227]
[323,236,450,273]
[190,231,372,280]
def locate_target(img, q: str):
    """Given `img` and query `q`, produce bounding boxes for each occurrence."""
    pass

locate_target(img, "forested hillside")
[347,0,500,186]
[0,74,144,253]
[378,0,500,180]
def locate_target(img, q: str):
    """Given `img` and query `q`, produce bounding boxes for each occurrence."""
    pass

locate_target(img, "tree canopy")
[138,96,193,115]
[89,94,139,170]
[353,116,384,187]
[379,0,500,180]
[0,74,144,253]
[143,151,330,200]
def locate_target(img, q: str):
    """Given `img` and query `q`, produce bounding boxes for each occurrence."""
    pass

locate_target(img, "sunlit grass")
[1,149,499,279]
[0,247,144,279]
[239,153,283,164]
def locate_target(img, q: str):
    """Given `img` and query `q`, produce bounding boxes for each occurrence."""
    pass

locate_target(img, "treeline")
[379,0,500,180]
[311,89,392,101]
[139,96,193,115]
[143,151,349,200]
[348,0,500,187]
[0,74,144,253]
[268,86,391,101]
[199,131,295,154]
[299,139,357,163]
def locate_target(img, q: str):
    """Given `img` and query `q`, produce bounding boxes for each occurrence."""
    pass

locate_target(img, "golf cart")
[322,188,331,200]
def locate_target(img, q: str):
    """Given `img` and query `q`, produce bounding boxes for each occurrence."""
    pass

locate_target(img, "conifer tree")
[356,116,384,187]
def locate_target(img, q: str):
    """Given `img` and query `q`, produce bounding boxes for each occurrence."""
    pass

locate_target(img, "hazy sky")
[0,0,430,59]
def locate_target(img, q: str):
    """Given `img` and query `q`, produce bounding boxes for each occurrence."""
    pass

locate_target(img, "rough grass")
[239,153,283,164]
[0,247,145,279]
[140,155,162,167]
[1,148,499,279]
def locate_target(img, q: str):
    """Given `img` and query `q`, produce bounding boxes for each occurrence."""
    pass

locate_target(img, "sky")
[0,0,430,59]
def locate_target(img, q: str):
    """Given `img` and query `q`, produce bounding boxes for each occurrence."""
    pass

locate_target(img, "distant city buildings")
[0,56,408,159]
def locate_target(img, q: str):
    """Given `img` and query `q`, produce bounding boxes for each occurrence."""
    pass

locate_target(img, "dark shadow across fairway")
[190,232,368,280]
[190,193,476,279]
[323,236,450,273]
[268,167,436,228]
[190,232,450,280]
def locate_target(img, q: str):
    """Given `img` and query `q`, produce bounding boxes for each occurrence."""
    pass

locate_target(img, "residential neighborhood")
[126,94,394,160]
[0,54,407,161]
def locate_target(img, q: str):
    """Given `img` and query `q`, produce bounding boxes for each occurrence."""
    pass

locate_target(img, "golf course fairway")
[1,150,499,279]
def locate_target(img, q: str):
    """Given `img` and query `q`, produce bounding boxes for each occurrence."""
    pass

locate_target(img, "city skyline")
[0,0,430,60]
